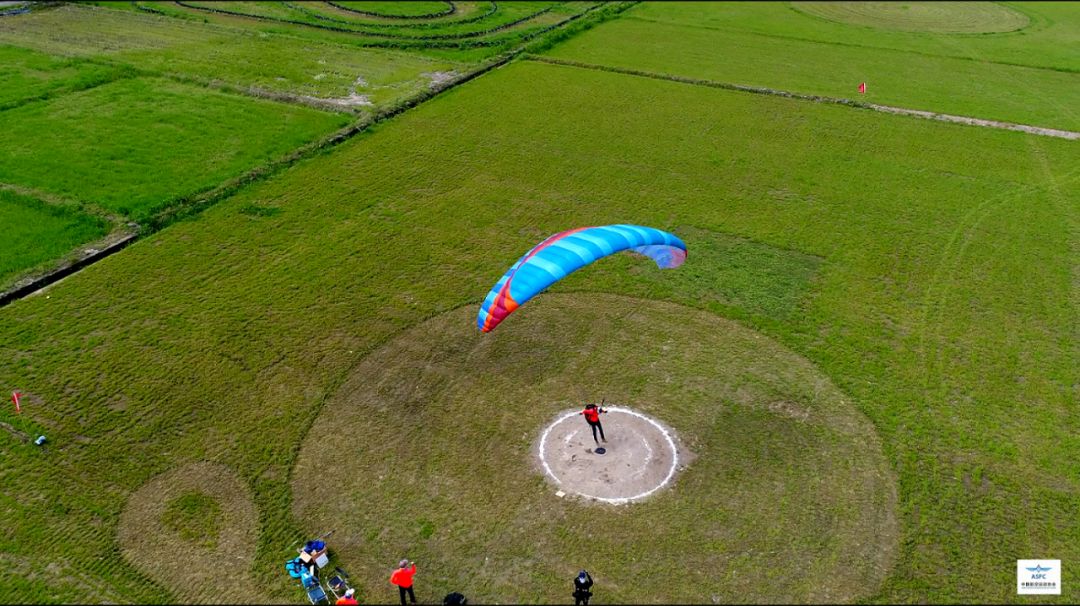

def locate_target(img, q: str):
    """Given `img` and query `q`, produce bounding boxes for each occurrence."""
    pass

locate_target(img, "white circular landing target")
[537,407,682,505]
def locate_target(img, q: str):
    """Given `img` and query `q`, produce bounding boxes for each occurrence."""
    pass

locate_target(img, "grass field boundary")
[0,2,633,307]
[156,70,361,113]
[135,1,606,50]
[625,14,1080,75]
[0,56,511,309]
[328,0,456,20]
[0,3,30,17]
[143,53,516,231]
[174,0,557,41]
[0,231,137,307]
[165,0,564,45]
[294,1,498,30]
[0,49,141,113]
[0,182,125,223]
[526,55,1080,139]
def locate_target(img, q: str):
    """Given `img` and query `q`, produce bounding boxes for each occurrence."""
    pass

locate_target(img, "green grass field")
[332,1,455,18]
[0,2,1076,604]
[128,0,604,60]
[793,2,1031,34]
[0,189,111,288]
[0,76,349,219]
[0,44,131,110]
[632,2,1080,72]
[0,4,467,101]
[546,4,1080,129]
[175,0,562,37]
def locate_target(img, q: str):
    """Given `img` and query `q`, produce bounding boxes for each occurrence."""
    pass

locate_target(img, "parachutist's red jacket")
[391,564,417,588]
[581,407,603,423]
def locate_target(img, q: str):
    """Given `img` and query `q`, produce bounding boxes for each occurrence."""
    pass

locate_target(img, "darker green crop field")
[0,44,130,110]
[0,189,110,288]
[0,54,1075,603]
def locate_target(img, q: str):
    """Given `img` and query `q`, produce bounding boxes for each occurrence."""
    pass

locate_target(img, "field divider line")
[0,232,138,307]
[525,55,1080,140]
[0,52,518,310]
[166,0,565,45]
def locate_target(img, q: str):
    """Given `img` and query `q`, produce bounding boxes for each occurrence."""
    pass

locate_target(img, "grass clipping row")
[294,294,897,603]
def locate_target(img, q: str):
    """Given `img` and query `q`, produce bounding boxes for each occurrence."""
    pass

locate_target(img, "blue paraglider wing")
[478,224,686,332]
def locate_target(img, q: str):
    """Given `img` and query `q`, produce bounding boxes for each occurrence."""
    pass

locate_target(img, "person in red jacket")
[390,559,417,606]
[335,588,358,605]
[579,403,607,445]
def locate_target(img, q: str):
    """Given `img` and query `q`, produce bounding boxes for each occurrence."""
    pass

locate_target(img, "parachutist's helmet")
[578,570,588,580]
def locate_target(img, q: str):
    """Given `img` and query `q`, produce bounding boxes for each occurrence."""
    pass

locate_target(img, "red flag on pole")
[858,82,866,94]
[12,391,21,413]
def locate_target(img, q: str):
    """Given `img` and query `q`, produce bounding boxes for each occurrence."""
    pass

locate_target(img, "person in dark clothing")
[573,570,594,606]
[579,404,607,445]
[442,592,467,605]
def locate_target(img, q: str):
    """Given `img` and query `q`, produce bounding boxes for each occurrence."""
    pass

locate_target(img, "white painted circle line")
[538,406,679,505]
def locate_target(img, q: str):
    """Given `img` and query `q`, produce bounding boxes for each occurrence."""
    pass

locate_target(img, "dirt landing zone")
[537,407,685,503]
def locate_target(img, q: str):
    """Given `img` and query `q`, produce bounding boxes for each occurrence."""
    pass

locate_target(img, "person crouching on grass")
[390,559,417,606]
[580,403,607,445]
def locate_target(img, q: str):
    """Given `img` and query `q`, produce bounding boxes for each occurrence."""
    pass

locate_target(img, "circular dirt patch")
[292,294,897,603]
[118,461,265,603]
[537,407,685,503]
[793,2,1029,34]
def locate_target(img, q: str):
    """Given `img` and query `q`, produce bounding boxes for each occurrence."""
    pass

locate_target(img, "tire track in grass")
[913,171,1078,401]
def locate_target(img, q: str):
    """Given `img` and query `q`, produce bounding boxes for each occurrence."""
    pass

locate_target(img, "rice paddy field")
[0,2,1076,604]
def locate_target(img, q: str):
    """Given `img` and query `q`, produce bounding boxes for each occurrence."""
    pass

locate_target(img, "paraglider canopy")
[477,225,687,332]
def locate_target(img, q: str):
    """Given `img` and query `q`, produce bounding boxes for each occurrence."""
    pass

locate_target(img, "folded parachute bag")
[286,557,303,579]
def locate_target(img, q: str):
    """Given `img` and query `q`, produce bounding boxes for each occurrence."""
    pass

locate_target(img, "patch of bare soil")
[536,407,689,504]
[422,71,459,88]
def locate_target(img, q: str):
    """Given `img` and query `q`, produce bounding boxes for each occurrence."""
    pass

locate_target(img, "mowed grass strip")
[0,189,111,288]
[628,1,1080,73]
[543,16,1080,130]
[0,76,350,219]
[0,4,466,100]
[0,44,131,110]
[0,61,1074,603]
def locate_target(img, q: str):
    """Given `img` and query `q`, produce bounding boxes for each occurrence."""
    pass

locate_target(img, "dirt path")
[866,103,1079,139]
[529,56,1080,140]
